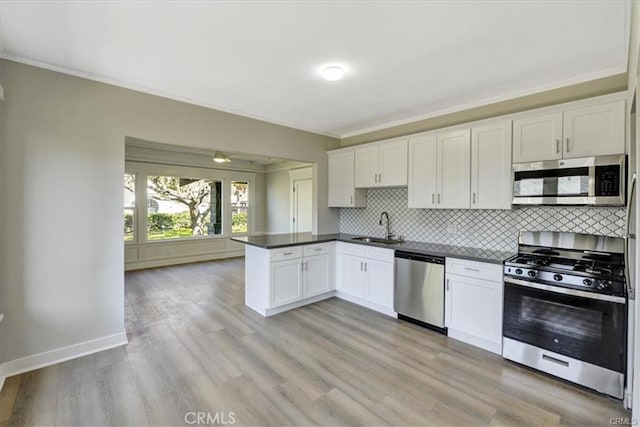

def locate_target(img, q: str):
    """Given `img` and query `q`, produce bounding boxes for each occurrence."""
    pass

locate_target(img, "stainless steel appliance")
[512,154,625,206]
[625,172,637,408]
[502,231,627,398]
[394,251,446,333]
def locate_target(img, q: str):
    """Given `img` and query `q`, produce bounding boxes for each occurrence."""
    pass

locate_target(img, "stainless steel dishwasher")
[394,251,446,334]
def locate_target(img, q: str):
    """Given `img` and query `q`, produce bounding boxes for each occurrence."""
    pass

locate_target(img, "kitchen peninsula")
[232,232,513,317]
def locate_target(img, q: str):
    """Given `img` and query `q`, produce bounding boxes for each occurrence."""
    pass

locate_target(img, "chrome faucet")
[379,211,393,240]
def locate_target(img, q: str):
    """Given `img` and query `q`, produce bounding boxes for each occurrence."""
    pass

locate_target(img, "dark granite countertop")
[231,233,515,264]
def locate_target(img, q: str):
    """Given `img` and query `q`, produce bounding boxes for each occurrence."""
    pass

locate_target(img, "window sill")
[126,235,228,245]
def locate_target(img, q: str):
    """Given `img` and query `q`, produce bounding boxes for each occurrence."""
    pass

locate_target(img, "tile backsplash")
[340,188,626,252]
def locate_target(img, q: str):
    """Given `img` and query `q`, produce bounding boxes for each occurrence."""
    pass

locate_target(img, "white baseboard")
[0,331,128,390]
[263,292,336,317]
[125,251,244,271]
[448,328,502,355]
[0,362,6,392]
[334,291,397,318]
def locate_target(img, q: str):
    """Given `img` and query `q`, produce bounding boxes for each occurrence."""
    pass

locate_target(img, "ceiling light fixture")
[322,65,345,81]
[213,152,231,163]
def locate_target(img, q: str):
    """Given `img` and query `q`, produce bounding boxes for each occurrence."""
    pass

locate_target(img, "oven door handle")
[504,277,626,304]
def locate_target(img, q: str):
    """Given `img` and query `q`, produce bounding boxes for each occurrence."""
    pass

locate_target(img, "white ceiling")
[0,1,630,138]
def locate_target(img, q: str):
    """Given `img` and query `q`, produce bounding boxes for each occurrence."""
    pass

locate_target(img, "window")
[146,176,222,240]
[124,174,136,241]
[231,181,249,234]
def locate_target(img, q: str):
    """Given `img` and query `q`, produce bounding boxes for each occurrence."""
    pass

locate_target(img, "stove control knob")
[597,282,608,290]
[583,279,593,287]
[528,271,536,277]
[553,274,563,282]
[515,269,523,275]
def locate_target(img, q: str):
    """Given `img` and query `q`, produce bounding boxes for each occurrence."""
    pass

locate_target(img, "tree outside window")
[146,176,222,240]
[231,181,249,234]
[124,174,136,241]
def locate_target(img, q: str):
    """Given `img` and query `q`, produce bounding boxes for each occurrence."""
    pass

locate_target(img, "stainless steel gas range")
[502,231,627,399]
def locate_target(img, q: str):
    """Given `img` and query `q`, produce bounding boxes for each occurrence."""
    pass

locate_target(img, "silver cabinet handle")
[283,252,293,256]
[566,137,570,152]
[374,173,378,183]
[350,195,353,205]
[437,193,441,204]
[556,139,560,153]
[301,262,304,272]
[305,262,308,271]
[446,278,450,291]
[472,192,476,204]
[314,248,322,251]
[464,267,480,272]
[364,262,367,273]
[432,194,435,204]
[360,261,363,271]
[378,173,382,183]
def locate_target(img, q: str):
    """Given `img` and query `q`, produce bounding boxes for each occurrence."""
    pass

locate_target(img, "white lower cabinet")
[445,258,503,354]
[245,243,334,316]
[335,243,395,316]
[341,254,367,298]
[270,258,304,308]
[303,254,331,298]
[365,260,394,308]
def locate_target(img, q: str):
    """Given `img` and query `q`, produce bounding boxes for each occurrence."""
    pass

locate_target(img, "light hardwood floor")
[0,258,631,426]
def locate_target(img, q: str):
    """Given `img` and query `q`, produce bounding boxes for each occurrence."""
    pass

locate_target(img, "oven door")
[503,278,626,373]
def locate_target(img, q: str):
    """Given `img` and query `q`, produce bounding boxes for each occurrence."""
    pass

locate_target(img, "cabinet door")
[379,140,408,186]
[303,254,331,298]
[563,100,625,158]
[437,129,471,209]
[512,112,562,162]
[341,255,366,299]
[328,151,366,207]
[270,259,303,308]
[364,259,394,310]
[408,135,438,208]
[446,274,503,352]
[355,145,379,188]
[471,121,512,210]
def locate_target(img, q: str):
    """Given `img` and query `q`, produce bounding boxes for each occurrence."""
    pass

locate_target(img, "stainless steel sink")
[351,236,404,245]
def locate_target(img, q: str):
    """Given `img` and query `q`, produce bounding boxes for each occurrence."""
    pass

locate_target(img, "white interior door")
[293,178,312,233]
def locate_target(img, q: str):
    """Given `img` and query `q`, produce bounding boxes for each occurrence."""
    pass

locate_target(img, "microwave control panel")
[595,165,620,196]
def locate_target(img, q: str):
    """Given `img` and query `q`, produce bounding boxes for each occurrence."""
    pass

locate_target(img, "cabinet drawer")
[446,257,502,282]
[303,243,330,257]
[337,242,366,257]
[365,246,395,263]
[270,246,303,262]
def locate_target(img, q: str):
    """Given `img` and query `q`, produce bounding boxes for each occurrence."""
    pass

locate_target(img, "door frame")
[289,167,313,233]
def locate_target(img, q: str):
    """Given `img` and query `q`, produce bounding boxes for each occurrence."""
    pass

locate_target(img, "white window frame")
[125,161,255,243]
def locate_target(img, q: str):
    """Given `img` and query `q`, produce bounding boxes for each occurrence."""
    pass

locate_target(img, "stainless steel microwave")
[512,155,625,206]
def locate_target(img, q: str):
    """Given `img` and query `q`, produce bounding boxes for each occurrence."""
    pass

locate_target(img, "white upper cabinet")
[379,140,409,186]
[438,129,471,209]
[327,150,366,208]
[354,145,379,187]
[513,99,625,163]
[355,139,408,188]
[471,121,512,210]
[563,100,625,159]
[408,135,438,208]
[512,112,563,162]
[408,130,470,209]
